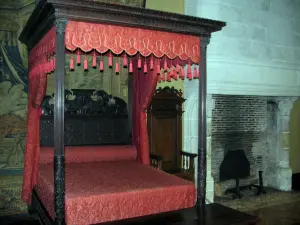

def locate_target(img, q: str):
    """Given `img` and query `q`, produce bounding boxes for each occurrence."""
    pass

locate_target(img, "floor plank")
[0,204,258,225]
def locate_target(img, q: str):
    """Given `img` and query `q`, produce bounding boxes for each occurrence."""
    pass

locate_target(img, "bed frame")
[19,1,227,224]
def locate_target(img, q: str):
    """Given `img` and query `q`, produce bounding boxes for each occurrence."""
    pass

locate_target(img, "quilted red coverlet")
[36,147,196,224]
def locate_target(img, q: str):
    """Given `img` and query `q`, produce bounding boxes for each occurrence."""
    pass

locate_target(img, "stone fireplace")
[211,95,267,193]
[183,80,298,202]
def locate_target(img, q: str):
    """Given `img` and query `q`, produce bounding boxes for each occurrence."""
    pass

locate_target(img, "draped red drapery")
[22,27,56,204]
[132,57,159,164]
[22,21,200,204]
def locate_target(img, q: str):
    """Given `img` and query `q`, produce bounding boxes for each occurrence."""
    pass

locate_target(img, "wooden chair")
[148,87,197,182]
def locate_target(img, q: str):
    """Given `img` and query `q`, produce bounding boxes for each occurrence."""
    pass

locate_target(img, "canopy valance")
[29,21,200,81]
[65,21,200,63]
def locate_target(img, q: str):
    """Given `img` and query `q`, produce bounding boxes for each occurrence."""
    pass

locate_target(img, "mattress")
[36,161,196,225]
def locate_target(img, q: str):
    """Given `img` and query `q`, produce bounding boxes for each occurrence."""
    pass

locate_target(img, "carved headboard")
[40,89,130,146]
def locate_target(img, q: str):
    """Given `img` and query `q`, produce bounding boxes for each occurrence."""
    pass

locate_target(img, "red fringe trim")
[84,56,88,70]
[92,51,97,67]
[138,56,142,68]
[123,54,128,67]
[76,50,81,64]
[143,61,147,73]
[129,60,133,73]
[99,58,104,71]
[70,56,74,70]
[115,61,120,73]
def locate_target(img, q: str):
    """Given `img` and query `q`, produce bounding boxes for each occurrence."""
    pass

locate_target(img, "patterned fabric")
[36,161,196,225]
[65,21,200,63]
[132,57,159,165]
[28,27,56,68]
[22,28,53,204]
[39,145,137,164]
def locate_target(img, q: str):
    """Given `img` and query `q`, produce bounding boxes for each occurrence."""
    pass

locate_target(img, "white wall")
[184,0,300,202]
[185,0,300,96]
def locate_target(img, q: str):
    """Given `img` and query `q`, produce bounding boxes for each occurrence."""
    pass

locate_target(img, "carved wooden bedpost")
[54,19,68,225]
[197,35,210,218]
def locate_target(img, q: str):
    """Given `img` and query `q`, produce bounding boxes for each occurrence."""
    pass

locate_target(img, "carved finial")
[179,89,183,97]
[55,19,68,34]
[200,36,211,48]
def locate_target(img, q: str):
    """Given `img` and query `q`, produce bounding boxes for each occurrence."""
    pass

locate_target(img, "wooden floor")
[0,203,257,225]
[251,201,300,225]
[2,201,300,225]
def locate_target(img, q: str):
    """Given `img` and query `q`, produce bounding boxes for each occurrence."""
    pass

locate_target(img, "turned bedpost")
[54,19,68,225]
[197,35,210,218]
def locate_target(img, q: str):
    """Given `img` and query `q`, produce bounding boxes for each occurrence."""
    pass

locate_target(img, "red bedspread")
[36,161,196,225]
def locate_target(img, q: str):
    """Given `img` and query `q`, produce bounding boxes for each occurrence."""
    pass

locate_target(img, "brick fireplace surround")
[183,80,298,202]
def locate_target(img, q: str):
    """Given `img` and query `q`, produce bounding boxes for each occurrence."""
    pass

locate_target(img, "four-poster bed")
[17,0,243,224]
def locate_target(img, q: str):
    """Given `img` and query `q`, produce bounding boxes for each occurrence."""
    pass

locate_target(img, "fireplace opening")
[220,149,250,182]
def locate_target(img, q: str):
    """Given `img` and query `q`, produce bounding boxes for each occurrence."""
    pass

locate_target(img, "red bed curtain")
[22,72,47,203]
[132,58,159,165]
[22,27,56,204]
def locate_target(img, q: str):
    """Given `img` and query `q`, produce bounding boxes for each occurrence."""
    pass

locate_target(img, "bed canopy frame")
[19,0,226,224]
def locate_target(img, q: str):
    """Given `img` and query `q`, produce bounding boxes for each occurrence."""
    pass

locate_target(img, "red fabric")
[132,57,159,165]
[39,145,137,164]
[65,21,200,63]
[22,28,55,204]
[29,27,56,69]
[36,161,196,225]
[22,73,42,204]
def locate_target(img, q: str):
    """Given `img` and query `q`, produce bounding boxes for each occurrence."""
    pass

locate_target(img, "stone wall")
[266,97,298,191]
[184,0,300,96]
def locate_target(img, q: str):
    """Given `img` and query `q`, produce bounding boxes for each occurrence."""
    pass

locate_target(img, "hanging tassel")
[157,73,161,83]
[193,66,198,79]
[161,72,166,82]
[76,50,81,64]
[176,63,181,73]
[164,57,168,71]
[123,54,128,67]
[84,56,88,70]
[108,52,113,67]
[138,56,142,68]
[92,51,97,67]
[143,60,147,73]
[180,67,185,80]
[99,58,104,71]
[156,63,161,75]
[166,72,171,82]
[173,69,178,80]
[170,66,174,79]
[115,61,120,73]
[150,56,154,70]
[70,56,74,70]
[187,64,192,80]
[129,60,133,73]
